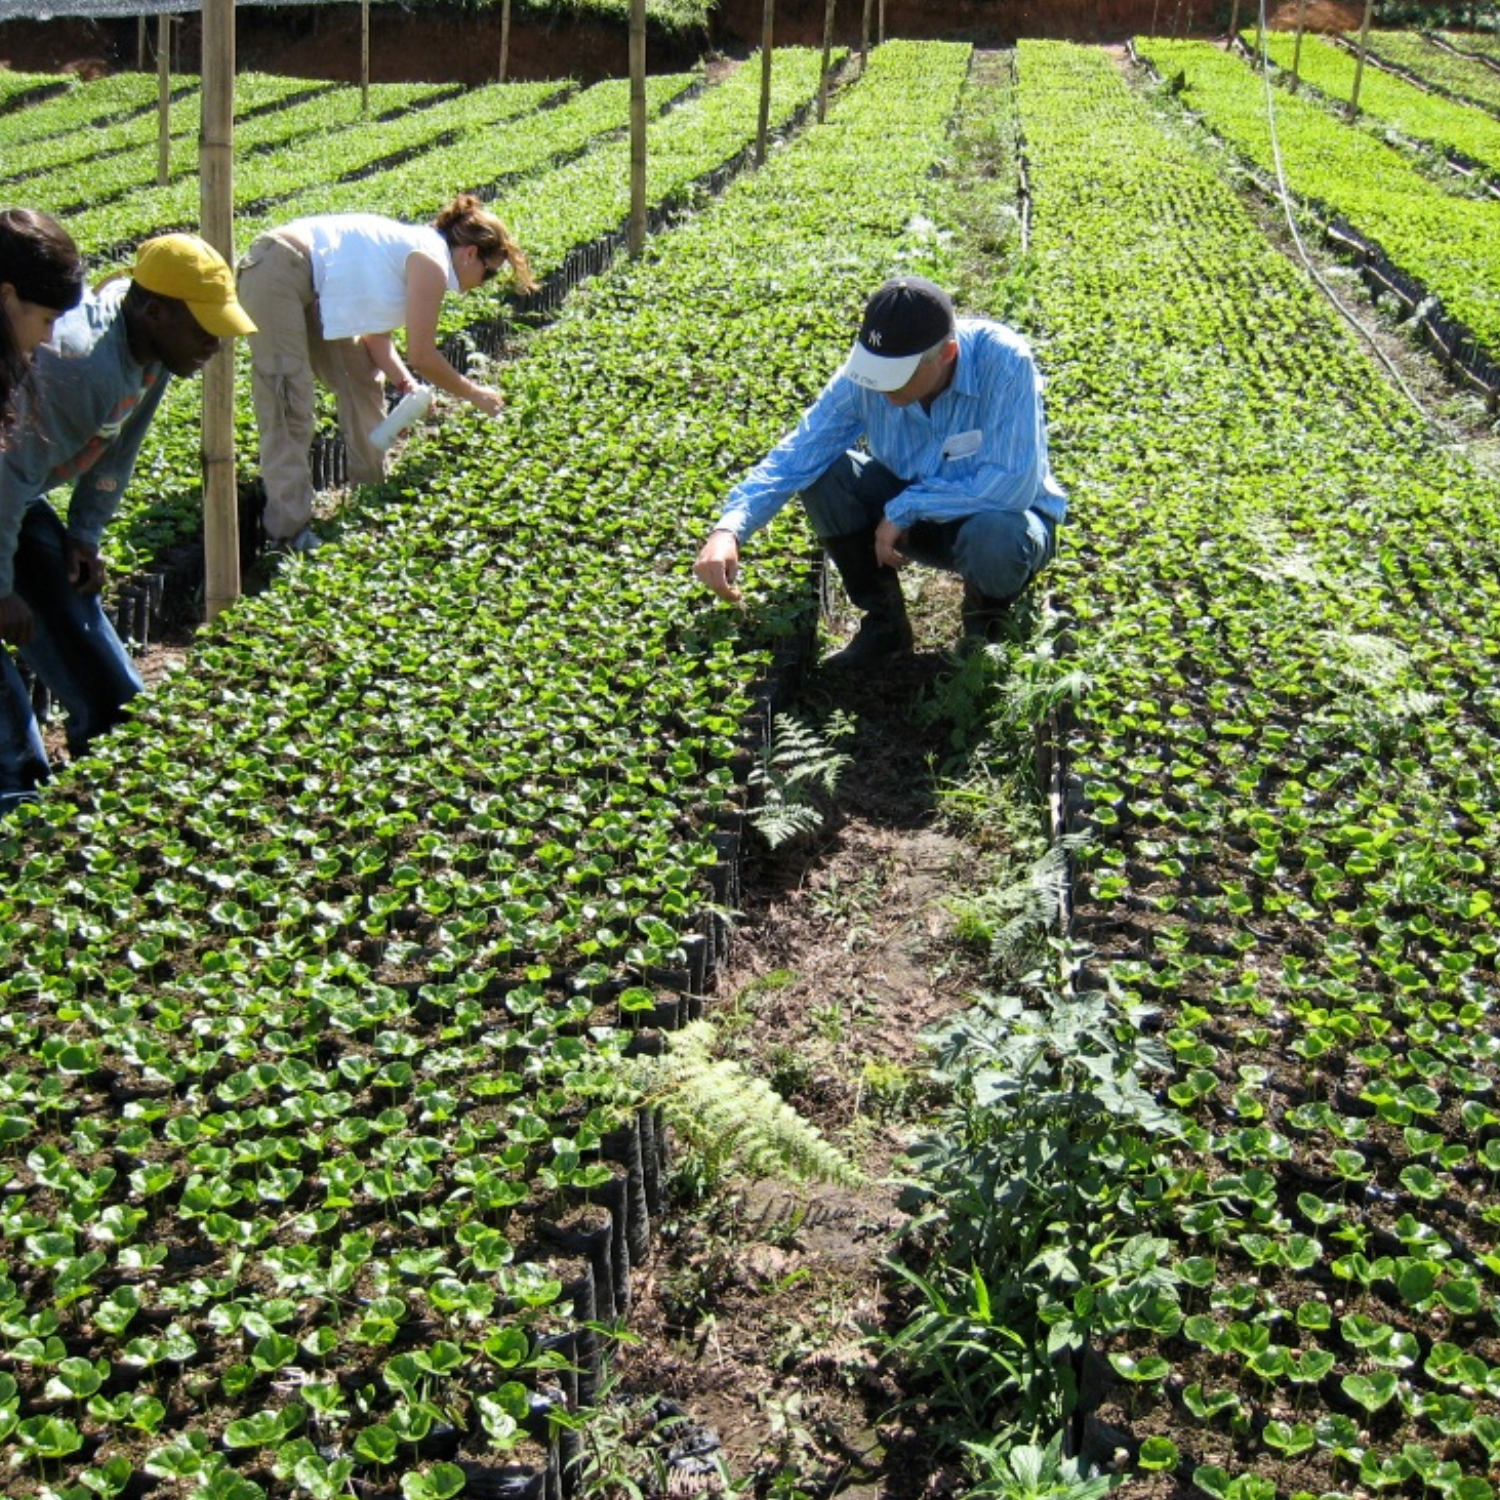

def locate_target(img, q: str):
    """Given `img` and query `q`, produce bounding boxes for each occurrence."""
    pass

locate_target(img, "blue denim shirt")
[716,318,1067,542]
[0,281,169,598]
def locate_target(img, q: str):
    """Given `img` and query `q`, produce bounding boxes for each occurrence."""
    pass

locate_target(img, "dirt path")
[600,583,1006,1497]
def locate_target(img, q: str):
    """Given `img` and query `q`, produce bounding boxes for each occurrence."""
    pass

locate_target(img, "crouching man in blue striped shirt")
[693,276,1066,667]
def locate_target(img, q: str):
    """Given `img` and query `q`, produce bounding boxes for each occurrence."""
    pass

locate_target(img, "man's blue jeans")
[0,503,142,810]
[801,451,1057,601]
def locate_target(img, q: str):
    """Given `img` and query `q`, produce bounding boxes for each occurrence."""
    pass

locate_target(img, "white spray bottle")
[369,385,434,449]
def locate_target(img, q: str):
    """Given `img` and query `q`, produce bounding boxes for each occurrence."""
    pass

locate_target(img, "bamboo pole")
[627,0,646,256]
[755,0,773,167]
[1348,0,1375,119]
[137,15,147,70]
[498,0,512,81]
[1226,0,1240,47]
[878,0,885,44]
[861,0,872,65]
[361,0,370,116]
[156,16,171,185]
[1289,0,1309,91]
[817,0,835,123]
[201,0,238,621]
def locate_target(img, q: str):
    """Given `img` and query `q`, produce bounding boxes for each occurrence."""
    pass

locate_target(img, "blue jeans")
[0,652,49,815]
[801,451,1057,600]
[14,502,141,756]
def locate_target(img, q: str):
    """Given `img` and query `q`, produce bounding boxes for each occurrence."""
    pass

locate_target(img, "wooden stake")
[755,0,773,167]
[878,0,885,44]
[498,0,512,82]
[627,0,646,256]
[817,0,836,123]
[861,0,872,65]
[361,0,370,116]
[1348,0,1375,119]
[1226,0,1240,46]
[137,14,146,70]
[200,0,238,621]
[1289,0,1309,91]
[156,15,171,186]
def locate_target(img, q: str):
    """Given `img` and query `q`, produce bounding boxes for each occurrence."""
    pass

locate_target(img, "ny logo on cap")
[868,330,883,347]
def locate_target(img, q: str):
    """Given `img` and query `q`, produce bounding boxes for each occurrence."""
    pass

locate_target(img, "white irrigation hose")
[1252,0,1438,422]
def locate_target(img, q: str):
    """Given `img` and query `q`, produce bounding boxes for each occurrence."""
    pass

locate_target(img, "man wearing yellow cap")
[0,233,254,813]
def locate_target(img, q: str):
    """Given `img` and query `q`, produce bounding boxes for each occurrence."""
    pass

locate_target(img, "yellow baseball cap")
[130,233,256,337]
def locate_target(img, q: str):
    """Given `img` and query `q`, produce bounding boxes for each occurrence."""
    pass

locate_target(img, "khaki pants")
[237,234,389,541]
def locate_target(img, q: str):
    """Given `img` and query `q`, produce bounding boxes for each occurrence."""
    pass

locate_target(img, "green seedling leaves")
[1108,1351,1172,1384]
[1182,1383,1242,1422]
[353,1423,399,1468]
[401,1463,466,1500]
[1137,1435,1179,1471]
[222,1404,306,1450]
[17,1413,84,1462]
[1261,1420,1316,1457]
[1342,1371,1399,1414]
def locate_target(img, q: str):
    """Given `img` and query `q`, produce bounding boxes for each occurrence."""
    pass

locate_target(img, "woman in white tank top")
[238,193,535,552]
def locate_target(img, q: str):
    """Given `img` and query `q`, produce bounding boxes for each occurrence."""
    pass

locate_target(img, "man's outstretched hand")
[693,529,742,603]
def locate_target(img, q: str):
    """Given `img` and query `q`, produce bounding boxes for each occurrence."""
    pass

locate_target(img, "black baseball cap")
[843,276,955,391]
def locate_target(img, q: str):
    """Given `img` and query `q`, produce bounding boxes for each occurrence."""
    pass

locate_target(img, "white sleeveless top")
[283,214,458,340]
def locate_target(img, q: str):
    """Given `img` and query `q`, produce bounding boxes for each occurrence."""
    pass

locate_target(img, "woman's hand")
[404,254,505,416]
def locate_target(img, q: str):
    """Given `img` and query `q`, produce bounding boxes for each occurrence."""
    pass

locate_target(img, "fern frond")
[1316,629,1441,745]
[953,833,1089,960]
[630,1022,864,1189]
[752,712,854,795]
[748,711,856,849]
[747,801,826,849]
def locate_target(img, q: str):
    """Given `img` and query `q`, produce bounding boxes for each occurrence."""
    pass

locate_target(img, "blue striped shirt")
[716,318,1067,541]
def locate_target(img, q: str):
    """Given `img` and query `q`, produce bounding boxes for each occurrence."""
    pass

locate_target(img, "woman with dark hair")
[238,192,536,552]
[0,207,86,437]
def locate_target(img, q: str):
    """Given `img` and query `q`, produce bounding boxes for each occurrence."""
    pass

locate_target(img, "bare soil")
[1265,0,1362,31]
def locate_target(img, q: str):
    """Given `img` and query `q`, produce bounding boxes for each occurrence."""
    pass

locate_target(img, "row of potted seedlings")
[1007,36,1500,1495]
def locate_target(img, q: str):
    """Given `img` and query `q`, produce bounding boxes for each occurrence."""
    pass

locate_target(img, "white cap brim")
[842,340,922,392]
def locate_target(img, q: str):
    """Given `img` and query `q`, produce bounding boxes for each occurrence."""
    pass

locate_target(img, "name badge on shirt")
[942,429,983,461]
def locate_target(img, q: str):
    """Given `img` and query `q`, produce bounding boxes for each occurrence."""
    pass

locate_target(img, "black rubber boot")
[961,579,1020,643]
[821,530,914,668]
